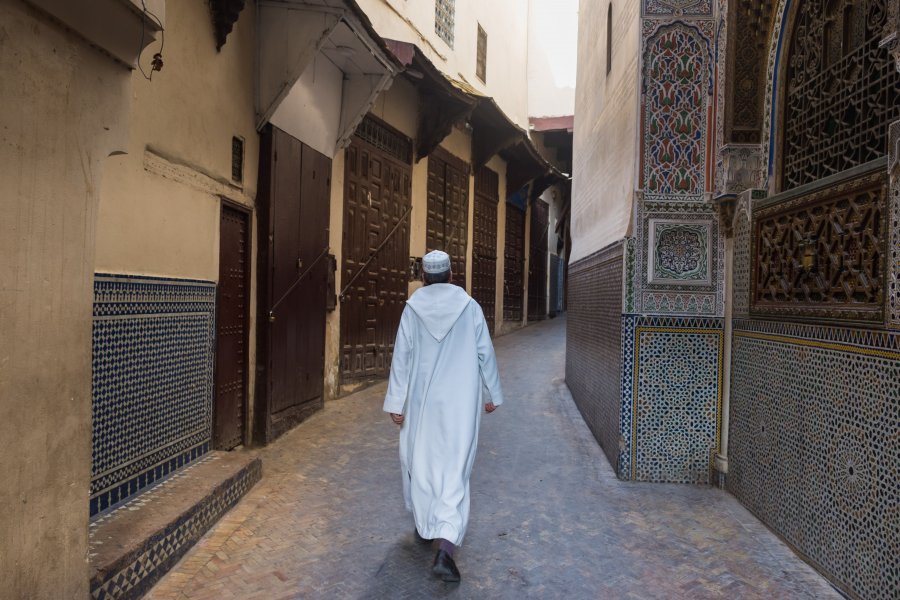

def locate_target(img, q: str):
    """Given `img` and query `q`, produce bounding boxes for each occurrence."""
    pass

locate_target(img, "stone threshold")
[89,451,262,600]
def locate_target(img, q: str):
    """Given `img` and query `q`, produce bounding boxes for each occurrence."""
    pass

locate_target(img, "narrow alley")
[145,318,838,600]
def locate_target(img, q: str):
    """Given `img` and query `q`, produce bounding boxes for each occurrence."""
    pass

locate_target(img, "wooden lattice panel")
[751,170,888,323]
[781,0,900,190]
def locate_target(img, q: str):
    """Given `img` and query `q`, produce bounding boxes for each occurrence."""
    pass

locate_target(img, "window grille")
[353,115,413,164]
[781,0,900,190]
[476,24,487,83]
[435,0,455,48]
[231,136,244,183]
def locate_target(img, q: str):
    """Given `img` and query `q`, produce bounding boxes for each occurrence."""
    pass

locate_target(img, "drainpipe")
[715,233,734,488]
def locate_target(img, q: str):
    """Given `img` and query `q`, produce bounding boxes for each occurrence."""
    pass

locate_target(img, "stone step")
[89,451,262,600]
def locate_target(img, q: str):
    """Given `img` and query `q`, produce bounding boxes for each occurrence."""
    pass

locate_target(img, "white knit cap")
[422,250,451,274]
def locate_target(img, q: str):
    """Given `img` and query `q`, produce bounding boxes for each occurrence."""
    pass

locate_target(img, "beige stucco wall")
[355,0,530,128]
[571,0,641,262]
[96,0,259,281]
[95,1,260,432]
[0,2,133,596]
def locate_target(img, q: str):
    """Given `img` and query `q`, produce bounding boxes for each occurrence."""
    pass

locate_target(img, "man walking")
[384,250,504,582]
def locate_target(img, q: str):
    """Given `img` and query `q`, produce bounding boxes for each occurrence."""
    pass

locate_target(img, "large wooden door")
[427,148,469,286]
[504,205,526,321]
[528,200,549,321]
[472,166,498,333]
[341,116,412,383]
[256,125,331,443]
[214,203,250,450]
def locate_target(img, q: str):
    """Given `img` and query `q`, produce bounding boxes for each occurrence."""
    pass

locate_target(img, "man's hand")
[390,412,405,425]
[485,402,497,413]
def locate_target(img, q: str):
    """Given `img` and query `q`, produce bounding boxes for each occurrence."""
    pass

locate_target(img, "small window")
[231,136,244,184]
[606,4,613,75]
[476,24,487,83]
[435,0,455,48]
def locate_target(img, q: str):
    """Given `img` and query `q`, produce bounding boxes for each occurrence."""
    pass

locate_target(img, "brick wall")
[565,242,624,469]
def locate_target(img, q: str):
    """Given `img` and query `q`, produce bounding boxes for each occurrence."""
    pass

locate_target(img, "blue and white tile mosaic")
[89,458,262,600]
[619,316,723,483]
[91,275,215,517]
[729,318,900,600]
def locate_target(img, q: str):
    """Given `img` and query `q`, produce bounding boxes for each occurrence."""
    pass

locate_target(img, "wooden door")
[427,148,469,286]
[214,203,250,450]
[504,205,526,321]
[528,200,549,321]
[472,166,498,333]
[256,125,331,443]
[341,116,412,383]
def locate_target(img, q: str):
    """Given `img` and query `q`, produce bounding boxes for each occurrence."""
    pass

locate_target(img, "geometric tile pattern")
[732,192,752,318]
[728,318,900,600]
[566,242,625,469]
[90,458,261,600]
[635,199,724,316]
[891,148,900,329]
[623,236,637,313]
[620,315,723,483]
[642,22,711,202]
[648,220,710,284]
[92,275,215,517]
[643,0,713,17]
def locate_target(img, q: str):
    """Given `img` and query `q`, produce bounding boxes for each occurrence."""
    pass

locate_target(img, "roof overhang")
[384,40,478,162]
[257,0,400,156]
[26,0,163,68]
[382,39,564,195]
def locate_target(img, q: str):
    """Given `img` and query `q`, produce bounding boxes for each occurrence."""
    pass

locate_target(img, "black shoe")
[432,549,461,582]
[414,529,432,544]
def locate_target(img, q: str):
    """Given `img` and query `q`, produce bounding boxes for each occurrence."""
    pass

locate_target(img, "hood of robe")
[405,283,473,342]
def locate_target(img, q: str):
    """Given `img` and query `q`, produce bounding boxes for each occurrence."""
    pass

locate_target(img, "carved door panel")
[472,166,499,333]
[214,204,249,450]
[427,149,469,287]
[504,205,525,321]
[341,117,412,383]
[529,200,549,321]
[256,125,331,443]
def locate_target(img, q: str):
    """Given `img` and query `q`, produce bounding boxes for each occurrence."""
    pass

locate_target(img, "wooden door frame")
[215,197,252,449]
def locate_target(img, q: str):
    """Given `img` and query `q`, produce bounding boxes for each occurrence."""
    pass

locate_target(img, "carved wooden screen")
[528,200,549,321]
[781,0,900,190]
[472,166,498,333]
[427,148,469,288]
[504,205,526,321]
[751,170,888,323]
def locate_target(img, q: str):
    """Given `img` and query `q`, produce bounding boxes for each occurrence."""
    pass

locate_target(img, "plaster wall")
[571,0,641,261]
[355,0,530,128]
[527,0,578,118]
[96,0,259,281]
[0,3,131,596]
[93,0,259,447]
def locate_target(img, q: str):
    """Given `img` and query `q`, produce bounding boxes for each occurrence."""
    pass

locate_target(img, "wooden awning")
[383,39,562,193]
[257,0,402,156]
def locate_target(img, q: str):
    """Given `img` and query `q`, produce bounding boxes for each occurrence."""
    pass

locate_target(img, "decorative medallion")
[648,220,712,284]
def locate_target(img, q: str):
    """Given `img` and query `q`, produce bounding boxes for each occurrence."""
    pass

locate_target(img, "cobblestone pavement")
[147,317,840,600]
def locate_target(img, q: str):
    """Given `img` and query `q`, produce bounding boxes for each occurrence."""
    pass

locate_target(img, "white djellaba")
[383,269,504,546]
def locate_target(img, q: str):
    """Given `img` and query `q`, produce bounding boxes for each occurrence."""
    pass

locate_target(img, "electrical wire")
[137,0,165,81]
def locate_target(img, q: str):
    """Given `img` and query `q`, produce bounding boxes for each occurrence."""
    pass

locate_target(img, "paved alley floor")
[147,317,840,600]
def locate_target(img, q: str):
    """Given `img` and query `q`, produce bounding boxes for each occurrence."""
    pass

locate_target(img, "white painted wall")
[527,0,578,118]
[570,0,641,261]
[355,0,530,128]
